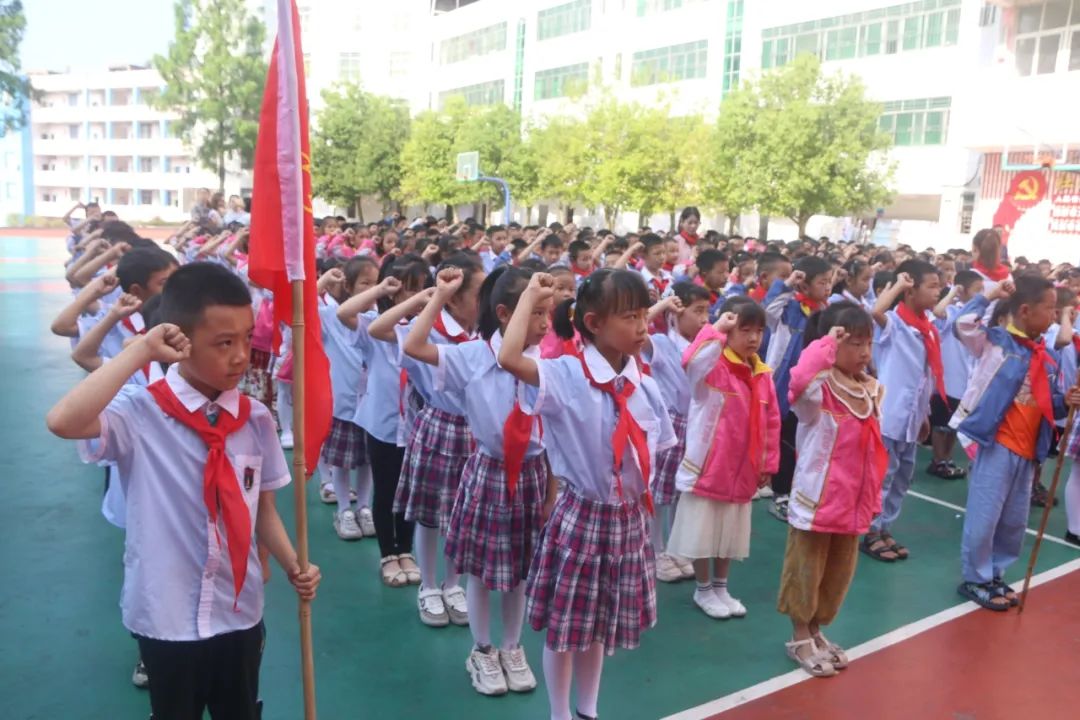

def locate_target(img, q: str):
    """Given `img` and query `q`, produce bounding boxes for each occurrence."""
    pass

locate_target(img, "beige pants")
[776,527,859,626]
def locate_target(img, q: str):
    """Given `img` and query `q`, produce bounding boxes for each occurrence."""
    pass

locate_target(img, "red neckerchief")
[650,276,669,295]
[121,315,151,379]
[399,369,408,418]
[433,312,471,344]
[1010,329,1057,426]
[862,412,890,483]
[895,302,948,402]
[749,285,766,303]
[973,260,1010,282]
[562,337,582,359]
[578,354,654,514]
[794,292,825,315]
[573,265,592,279]
[662,262,674,272]
[679,230,698,247]
[721,350,765,473]
[706,287,720,305]
[488,340,543,498]
[147,380,253,608]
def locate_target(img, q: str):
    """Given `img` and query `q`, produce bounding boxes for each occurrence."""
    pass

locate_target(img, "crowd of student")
[44,200,1080,719]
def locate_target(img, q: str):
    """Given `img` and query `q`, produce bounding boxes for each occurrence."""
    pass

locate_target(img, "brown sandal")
[380,555,407,588]
[860,532,900,562]
[881,533,909,560]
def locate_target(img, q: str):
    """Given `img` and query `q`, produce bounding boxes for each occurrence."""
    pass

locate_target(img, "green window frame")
[534,62,589,100]
[537,0,592,41]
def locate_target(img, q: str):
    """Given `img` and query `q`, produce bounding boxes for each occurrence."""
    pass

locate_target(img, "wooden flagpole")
[1018,404,1076,613]
[291,279,317,718]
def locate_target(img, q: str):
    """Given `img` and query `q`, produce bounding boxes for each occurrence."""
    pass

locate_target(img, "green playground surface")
[3,235,1077,719]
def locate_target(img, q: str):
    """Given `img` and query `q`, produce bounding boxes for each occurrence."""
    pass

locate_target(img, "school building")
[19,65,236,224]
[300,0,1079,257]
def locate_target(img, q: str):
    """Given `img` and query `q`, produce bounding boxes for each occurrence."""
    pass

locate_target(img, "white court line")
[907,490,1079,550]
[662,558,1080,720]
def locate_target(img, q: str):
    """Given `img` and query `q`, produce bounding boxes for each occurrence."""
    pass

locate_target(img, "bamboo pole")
[291,279,317,718]
[1018,405,1076,613]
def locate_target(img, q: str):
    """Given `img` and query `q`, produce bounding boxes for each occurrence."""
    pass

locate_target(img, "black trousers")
[136,622,264,720]
[772,411,799,497]
[366,433,415,557]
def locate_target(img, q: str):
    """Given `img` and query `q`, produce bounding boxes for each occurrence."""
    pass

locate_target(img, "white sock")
[542,647,573,720]
[355,463,373,508]
[573,642,605,718]
[712,577,730,598]
[444,566,461,590]
[466,577,491,648]
[331,466,352,514]
[276,381,293,435]
[1066,464,1080,535]
[317,459,331,487]
[415,524,440,589]
[500,582,527,650]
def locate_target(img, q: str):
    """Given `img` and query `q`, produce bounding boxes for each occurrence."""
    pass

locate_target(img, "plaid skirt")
[652,411,687,506]
[445,451,548,592]
[321,417,368,469]
[394,405,473,531]
[1065,419,1080,460]
[526,487,657,654]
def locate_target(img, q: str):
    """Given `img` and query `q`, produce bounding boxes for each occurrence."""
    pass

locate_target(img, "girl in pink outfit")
[778,301,888,679]
[667,296,781,620]
[539,267,582,359]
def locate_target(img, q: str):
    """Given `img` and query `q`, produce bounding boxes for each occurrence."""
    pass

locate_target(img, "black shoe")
[1032,482,1058,508]
[577,711,598,720]
[1065,531,1080,547]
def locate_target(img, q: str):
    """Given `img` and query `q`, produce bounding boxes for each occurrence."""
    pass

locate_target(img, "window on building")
[138,122,155,139]
[979,4,998,27]
[635,0,707,16]
[722,1,744,96]
[878,96,951,146]
[5,183,14,200]
[70,157,81,171]
[440,23,507,64]
[68,93,79,107]
[761,0,963,68]
[1015,0,1080,75]
[439,79,506,108]
[69,124,79,139]
[631,40,708,86]
[537,0,591,40]
[534,62,588,100]
[139,157,154,173]
[389,51,411,78]
[339,52,363,83]
[140,190,155,205]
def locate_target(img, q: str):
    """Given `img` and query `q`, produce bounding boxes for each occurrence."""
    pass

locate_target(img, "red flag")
[248,0,331,475]
[993,169,1048,245]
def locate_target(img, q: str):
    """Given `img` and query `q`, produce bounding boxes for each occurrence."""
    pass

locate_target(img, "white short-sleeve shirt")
[319,298,367,421]
[435,330,544,459]
[520,344,676,503]
[82,364,290,641]
[645,328,691,415]
[395,309,475,417]
[352,311,406,445]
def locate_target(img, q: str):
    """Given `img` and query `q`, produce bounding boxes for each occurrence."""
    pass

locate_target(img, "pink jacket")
[676,325,781,503]
[787,336,888,535]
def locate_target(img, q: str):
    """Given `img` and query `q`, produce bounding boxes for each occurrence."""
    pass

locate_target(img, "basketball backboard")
[456,151,479,182]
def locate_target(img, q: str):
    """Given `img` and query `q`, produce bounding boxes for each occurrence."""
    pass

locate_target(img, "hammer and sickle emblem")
[1015,176,1041,202]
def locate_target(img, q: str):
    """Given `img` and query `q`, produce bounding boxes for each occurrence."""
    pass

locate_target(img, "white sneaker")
[672,555,696,579]
[319,483,336,504]
[333,509,363,540]
[280,432,294,450]
[499,646,537,692]
[655,553,683,583]
[442,584,469,626]
[357,506,376,537]
[754,485,775,499]
[418,587,449,627]
[466,646,508,696]
[693,588,732,619]
[131,660,149,689]
[714,588,747,617]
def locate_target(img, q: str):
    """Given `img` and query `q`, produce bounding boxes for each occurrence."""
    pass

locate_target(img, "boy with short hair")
[952,275,1079,609]
[862,260,944,562]
[567,239,594,284]
[47,263,321,719]
[694,248,730,319]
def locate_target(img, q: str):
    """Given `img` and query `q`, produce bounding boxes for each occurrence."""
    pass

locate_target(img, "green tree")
[530,115,589,217]
[714,54,893,235]
[152,0,267,189]
[453,103,525,214]
[659,115,712,226]
[311,83,410,219]
[399,98,471,218]
[0,0,35,133]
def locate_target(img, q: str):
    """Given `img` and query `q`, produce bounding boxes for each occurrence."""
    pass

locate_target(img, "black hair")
[515,258,545,272]
[116,247,177,293]
[343,255,379,292]
[546,264,572,278]
[697,249,729,273]
[159,262,251,332]
[568,240,590,261]
[376,253,433,313]
[671,280,711,307]
[540,235,563,251]
[317,257,344,275]
[794,255,831,282]
[803,300,874,347]
[678,207,701,226]
[718,295,766,330]
[872,270,896,295]
[1008,273,1054,315]
[140,293,164,329]
[477,266,534,340]
[895,259,939,287]
[640,233,664,250]
[438,252,485,297]
[486,224,506,237]
[552,268,650,342]
[757,252,790,277]
[1056,286,1077,309]
[972,227,1001,254]
[954,269,982,291]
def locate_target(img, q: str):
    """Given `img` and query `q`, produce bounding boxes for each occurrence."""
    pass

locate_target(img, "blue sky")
[20,0,175,71]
